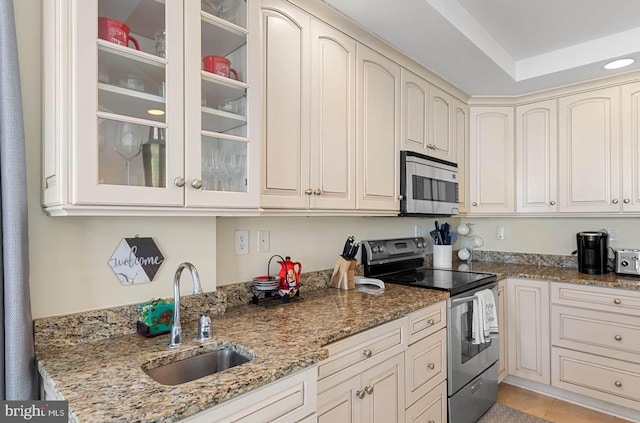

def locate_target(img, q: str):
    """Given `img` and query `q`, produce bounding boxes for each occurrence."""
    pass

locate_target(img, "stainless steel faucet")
[168,262,202,349]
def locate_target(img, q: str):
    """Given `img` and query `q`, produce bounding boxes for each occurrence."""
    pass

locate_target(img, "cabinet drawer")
[318,318,404,381]
[551,283,640,316]
[552,305,640,363]
[406,301,446,345]
[552,347,640,411]
[405,328,446,408]
[181,366,317,423]
[405,380,447,423]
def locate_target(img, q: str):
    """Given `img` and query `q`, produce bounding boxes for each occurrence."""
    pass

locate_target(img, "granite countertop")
[465,261,640,291]
[36,284,448,423]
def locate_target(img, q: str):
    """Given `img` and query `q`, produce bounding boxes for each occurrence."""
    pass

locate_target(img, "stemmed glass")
[114,122,143,185]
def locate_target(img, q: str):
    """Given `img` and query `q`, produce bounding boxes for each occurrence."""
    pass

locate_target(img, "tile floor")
[497,383,636,423]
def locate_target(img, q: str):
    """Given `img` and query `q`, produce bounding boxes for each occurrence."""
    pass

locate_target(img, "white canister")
[433,245,453,269]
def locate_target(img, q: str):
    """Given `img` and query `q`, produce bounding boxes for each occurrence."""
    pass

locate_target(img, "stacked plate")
[252,275,280,291]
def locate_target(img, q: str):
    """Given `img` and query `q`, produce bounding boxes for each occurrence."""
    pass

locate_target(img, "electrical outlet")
[608,227,618,242]
[258,230,270,253]
[235,230,249,255]
[496,225,506,240]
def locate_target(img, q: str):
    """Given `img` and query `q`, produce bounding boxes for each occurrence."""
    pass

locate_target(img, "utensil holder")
[329,256,357,290]
[433,245,452,269]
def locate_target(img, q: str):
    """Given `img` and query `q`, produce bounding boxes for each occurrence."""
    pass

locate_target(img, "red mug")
[203,55,238,80]
[98,17,140,50]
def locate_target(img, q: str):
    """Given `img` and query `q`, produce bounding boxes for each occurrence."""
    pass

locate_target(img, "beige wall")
[462,217,640,256]
[17,0,217,319]
[215,216,456,284]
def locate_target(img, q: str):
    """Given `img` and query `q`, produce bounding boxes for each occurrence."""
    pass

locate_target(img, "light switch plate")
[258,230,270,253]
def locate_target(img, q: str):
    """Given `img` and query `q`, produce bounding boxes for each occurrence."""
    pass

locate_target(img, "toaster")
[615,249,640,276]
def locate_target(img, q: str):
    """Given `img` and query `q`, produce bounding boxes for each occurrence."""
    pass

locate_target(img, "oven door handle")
[450,294,477,307]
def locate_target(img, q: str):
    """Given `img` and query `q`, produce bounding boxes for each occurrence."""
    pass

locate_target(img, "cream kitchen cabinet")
[317,318,406,423]
[622,82,640,212]
[356,45,401,212]
[260,0,357,210]
[400,70,459,164]
[180,366,317,423]
[497,279,508,383]
[550,282,640,412]
[453,98,469,213]
[43,0,260,216]
[558,87,621,213]
[516,100,558,213]
[507,278,550,384]
[469,106,515,214]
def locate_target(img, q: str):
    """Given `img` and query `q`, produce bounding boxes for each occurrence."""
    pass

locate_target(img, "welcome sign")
[109,237,164,285]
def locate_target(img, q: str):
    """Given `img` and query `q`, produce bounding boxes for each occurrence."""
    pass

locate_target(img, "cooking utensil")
[434,221,444,245]
[341,235,355,259]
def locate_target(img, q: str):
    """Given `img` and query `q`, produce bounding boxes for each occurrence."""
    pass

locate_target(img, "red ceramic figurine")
[278,256,302,297]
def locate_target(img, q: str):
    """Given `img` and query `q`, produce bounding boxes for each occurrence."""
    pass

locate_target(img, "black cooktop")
[382,267,497,296]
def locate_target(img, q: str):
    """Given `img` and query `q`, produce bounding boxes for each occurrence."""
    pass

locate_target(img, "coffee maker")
[576,231,609,274]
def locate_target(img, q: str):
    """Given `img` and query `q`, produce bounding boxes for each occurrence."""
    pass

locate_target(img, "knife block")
[329,256,357,290]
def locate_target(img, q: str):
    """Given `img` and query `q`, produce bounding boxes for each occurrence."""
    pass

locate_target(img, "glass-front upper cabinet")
[184,0,259,208]
[42,0,259,215]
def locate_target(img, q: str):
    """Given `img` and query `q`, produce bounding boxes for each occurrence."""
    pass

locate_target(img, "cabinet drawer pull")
[356,389,365,399]
[615,335,622,341]
[174,177,185,187]
[615,381,623,387]
[612,199,619,204]
[427,362,435,370]
[362,349,372,358]
[364,385,374,395]
[614,298,622,305]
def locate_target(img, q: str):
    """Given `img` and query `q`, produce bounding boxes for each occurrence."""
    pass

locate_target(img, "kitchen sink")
[143,348,252,385]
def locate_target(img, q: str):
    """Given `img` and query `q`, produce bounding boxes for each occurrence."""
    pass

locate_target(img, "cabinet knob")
[612,199,619,204]
[427,362,435,370]
[362,349,372,358]
[472,202,478,206]
[174,177,185,187]
[549,201,556,206]
[356,390,365,399]
[615,381,623,388]
[364,385,374,395]
[304,188,313,195]
[615,335,622,341]
[191,179,203,189]
[614,298,622,305]
[313,189,322,196]
[624,198,631,204]
[398,195,405,201]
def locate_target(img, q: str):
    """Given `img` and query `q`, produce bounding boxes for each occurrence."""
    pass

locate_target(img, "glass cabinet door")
[184,0,259,208]
[74,0,184,206]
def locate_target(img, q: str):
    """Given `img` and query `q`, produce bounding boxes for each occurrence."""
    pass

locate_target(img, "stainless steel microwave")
[400,151,459,216]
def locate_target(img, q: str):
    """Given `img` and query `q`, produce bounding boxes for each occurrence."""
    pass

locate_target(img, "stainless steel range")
[362,237,499,423]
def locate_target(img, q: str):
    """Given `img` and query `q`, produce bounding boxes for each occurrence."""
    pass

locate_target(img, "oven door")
[447,283,499,395]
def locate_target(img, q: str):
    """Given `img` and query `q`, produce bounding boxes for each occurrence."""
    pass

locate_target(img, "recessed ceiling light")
[604,59,635,70]
[147,109,165,116]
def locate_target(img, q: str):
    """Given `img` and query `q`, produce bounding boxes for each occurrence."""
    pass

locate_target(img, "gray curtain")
[0,0,36,400]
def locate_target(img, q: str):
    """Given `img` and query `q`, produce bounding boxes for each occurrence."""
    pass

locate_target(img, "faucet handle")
[197,314,212,342]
